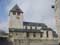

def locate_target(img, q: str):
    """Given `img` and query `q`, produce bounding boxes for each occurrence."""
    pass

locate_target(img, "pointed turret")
[10,4,23,13]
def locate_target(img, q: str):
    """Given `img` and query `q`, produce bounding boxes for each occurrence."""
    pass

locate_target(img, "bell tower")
[9,4,23,29]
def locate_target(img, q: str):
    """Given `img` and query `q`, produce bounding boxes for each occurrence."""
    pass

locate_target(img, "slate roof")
[10,4,23,13]
[9,28,43,33]
[23,22,47,27]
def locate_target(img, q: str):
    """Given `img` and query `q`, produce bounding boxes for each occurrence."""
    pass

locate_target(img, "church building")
[55,0,60,44]
[9,4,58,45]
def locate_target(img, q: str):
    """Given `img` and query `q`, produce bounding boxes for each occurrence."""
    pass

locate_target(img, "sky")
[0,0,56,33]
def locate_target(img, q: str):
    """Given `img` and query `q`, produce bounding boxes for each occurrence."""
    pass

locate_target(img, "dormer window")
[37,27,41,30]
[32,26,35,29]
[27,26,30,29]
[13,11,16,15]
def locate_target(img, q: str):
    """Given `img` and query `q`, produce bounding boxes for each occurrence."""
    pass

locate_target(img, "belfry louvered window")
[13,11,16,15]
[17,12,20,15]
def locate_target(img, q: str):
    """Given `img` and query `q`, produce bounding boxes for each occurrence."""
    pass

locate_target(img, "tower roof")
[10,4,23,13]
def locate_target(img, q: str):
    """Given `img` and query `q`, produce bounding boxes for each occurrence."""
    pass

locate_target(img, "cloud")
[5,0,56,32]
[0,21,9,33]
[6,0,17,13]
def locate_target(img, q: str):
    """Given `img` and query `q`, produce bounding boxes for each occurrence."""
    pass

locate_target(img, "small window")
[33,33,36,37]
[40,33,43,38]
[46,31,48,38]
[13,11,16,15]
[26,32,29,37]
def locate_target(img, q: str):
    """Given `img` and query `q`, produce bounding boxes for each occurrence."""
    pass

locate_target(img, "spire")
[10,4,23,13]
